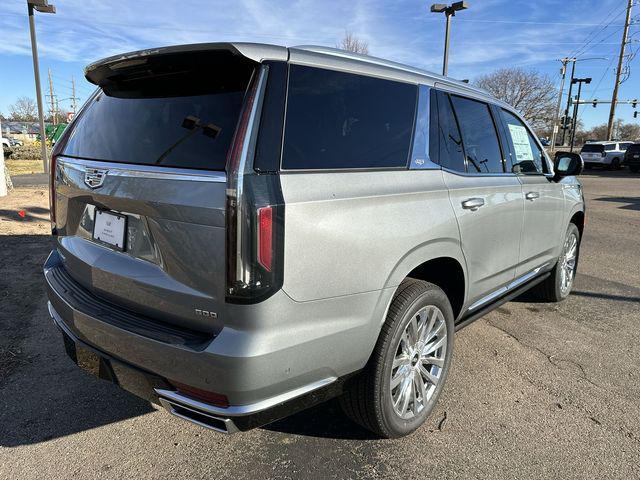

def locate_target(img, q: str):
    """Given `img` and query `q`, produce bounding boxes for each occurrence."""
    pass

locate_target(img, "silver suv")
[580,141,633,169]
[44,43,585,438]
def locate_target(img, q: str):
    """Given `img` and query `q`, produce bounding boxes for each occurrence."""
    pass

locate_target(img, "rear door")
[499,108,565,276]
[435,91,523,307]
[52,49,257,334]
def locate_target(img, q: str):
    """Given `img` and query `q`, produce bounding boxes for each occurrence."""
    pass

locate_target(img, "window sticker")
[507,123,534,162]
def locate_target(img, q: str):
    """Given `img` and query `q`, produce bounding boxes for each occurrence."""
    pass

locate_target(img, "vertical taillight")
[257,206,273,272]
[225,65,284,304]
[49,153,57,225]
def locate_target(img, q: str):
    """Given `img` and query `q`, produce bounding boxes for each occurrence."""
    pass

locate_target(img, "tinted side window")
[432,91,465,172]
[501,109,547,174]
[450,96,504,173]
[605,143,616,151]
[282,65,417,170]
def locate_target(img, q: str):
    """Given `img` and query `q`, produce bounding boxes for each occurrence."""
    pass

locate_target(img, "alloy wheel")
[390,305,447,420]
[560,231,578,295]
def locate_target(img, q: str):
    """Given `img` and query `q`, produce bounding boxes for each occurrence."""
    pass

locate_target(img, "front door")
[498,108,565,276]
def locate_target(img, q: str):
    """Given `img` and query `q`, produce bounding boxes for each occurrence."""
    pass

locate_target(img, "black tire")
[534,223,580,302]
[630,165,640,173]
[609,158,621,170]
[584,163,592,170]
[339,279,454,438]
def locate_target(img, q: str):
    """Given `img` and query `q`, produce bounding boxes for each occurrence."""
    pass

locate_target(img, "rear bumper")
[44,249,385,431]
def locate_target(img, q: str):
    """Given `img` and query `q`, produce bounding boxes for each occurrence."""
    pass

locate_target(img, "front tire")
[535,223,580,302]
[340,279,454,438]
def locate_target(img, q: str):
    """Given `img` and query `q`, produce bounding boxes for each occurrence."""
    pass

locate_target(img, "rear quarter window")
[281,65,417,170]
[581,144,604,153]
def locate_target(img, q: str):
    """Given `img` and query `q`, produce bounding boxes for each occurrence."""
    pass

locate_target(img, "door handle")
[461,198,485,211]
[525,191,540,200]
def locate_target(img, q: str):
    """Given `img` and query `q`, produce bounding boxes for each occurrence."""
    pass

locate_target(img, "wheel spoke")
[423,335,446,356]
[414,369,427,404]
[425,319,444,344]
[393,353,409,369]
[391,368,405,389]
[399,379,412,415]
[422,355,444,367]
[408,315,419,344]
[419,363,440,386]
[420,307,437,343]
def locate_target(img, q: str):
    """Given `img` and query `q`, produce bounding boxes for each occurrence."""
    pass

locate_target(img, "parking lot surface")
[1,170,639,479]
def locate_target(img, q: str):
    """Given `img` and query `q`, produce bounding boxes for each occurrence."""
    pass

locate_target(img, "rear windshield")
[581,144,604,153]
[63,51,254,170]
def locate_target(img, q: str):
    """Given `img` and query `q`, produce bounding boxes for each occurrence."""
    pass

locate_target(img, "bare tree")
[578,119,640,143]
[475,68,557,132]
[8,96,38,122]
[337,31,369,55]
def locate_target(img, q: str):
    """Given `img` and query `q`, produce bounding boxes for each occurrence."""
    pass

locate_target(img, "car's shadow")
[262,398,377,440]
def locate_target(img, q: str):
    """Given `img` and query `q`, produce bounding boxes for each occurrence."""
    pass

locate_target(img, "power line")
[568,6,627,58]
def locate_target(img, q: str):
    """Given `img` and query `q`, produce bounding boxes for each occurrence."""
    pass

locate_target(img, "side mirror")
[553,151,583,180]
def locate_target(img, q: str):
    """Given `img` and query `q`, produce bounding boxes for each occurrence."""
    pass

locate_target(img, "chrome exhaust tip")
[158,397,239,434]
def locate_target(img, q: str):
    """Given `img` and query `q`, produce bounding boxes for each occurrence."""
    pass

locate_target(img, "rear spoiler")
[84,42,288,87]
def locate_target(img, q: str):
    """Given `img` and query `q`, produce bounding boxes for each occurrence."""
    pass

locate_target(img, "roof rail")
[291,45,491,95]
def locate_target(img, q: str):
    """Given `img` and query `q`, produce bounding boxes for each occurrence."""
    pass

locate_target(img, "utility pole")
[561,59,577,145]
[47,68,58,126]
[70,76,78,115]
[551,58,571,152]
[607,0,633,140]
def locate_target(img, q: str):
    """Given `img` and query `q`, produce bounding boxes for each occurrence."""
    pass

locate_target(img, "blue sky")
[1,0,638,129]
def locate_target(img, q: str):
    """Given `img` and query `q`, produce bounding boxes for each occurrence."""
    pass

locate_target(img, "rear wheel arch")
[404,257,466,321]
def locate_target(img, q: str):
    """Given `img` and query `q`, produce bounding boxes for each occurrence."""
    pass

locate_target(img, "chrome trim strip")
[155,376,337,418]
[468,263,549,311]
[58,157,227,183]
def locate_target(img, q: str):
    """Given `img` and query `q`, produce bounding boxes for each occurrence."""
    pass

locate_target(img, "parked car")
[580,141,632,169]
[44,43,585,438]
[1,137,12,158]
[623,143,640,173]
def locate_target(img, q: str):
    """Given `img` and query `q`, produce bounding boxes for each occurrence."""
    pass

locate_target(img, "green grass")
[5,159,45,176]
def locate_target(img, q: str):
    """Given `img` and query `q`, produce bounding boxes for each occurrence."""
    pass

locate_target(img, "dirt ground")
[0,187,50,385]
[1,171,639,479]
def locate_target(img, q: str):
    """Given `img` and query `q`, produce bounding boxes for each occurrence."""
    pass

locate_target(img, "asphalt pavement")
[1,169,639,479]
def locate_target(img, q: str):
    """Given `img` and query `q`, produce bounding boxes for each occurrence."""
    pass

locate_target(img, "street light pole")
[27,0,56,174]
[570,77,591,152]
[431,2,469,77]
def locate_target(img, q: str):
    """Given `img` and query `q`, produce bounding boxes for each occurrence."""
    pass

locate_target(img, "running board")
[455,272,551,331]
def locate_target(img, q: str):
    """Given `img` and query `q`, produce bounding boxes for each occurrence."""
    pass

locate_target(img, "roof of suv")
[84,42,496,103]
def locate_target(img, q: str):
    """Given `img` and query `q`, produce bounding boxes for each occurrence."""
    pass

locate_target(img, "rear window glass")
[282,65,417,170]
[63,51,254,170]
[626,143,640,152]
[581,144,604,153]
[450,95,504,173]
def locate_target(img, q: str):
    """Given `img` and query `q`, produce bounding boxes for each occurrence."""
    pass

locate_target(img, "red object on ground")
[18,210,26,218]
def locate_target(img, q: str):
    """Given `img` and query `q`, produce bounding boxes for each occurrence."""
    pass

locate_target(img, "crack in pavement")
[484,320,640,446]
